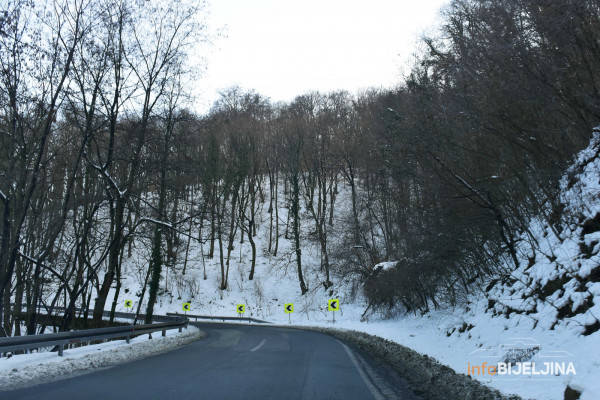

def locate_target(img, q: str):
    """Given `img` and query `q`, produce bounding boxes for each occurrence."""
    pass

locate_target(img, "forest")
[1,0,599,337]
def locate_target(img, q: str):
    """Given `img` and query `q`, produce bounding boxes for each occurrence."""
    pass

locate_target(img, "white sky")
[194,0,449,113]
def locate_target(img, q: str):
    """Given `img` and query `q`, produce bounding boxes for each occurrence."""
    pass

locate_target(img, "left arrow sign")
[328,299,339,311]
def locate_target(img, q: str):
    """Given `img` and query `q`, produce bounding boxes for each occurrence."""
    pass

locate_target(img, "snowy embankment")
[0,326,204,392]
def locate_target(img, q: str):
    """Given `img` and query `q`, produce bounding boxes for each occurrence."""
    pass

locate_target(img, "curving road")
[2,323,417,399]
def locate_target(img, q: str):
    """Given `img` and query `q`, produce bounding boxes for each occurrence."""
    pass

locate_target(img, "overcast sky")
[194,0,449,113]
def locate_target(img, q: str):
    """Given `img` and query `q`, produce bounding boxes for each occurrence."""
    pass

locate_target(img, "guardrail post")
[58,344,64,357]
[126,336,131,344]
[178,326,182,333]
[162,329,166,337]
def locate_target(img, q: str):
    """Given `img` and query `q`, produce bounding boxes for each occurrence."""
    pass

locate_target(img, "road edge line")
[336,339,385,400]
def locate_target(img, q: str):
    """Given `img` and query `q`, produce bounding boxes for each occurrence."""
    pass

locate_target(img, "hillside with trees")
[1,0,599,342]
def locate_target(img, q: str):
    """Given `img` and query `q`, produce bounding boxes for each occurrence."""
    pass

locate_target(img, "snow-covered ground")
[4,132,600,399]
[0,326,203,392]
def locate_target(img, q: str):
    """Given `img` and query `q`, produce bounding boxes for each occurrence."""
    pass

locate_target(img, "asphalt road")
[2,323,416,400]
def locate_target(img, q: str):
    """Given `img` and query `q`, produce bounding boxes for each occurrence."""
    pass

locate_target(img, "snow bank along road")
[1,322,418,400]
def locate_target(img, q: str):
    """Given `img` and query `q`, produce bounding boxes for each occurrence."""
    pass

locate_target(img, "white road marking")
[337,340,385,400]
[250,338,266,352]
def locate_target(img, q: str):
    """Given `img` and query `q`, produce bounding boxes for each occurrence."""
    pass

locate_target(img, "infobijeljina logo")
[468,338,576,379]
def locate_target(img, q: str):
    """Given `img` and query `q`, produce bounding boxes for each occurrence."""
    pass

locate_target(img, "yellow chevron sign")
[328,299,339,311]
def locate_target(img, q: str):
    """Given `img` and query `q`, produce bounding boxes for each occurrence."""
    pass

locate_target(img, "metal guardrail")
[46,306,180,324]
[0,310,188,358]
[167,312,270,324]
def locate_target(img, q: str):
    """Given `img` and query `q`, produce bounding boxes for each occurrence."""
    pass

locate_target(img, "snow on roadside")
[0,326,204,392]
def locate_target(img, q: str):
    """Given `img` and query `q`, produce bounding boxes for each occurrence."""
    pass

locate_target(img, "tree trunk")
[217,196,226,291]
[291,173,308,295]
[145,225,163,324]
[247,179,257,281]
[224,192,239,290]
[109,245,125,324]
[92,198,125,326]
[274,171,279,256]
[209,189,216,259]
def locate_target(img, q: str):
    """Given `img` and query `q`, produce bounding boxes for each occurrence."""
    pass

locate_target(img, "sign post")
[328,299,339,324]
[124,300,133,323]
[284,303,293,324]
